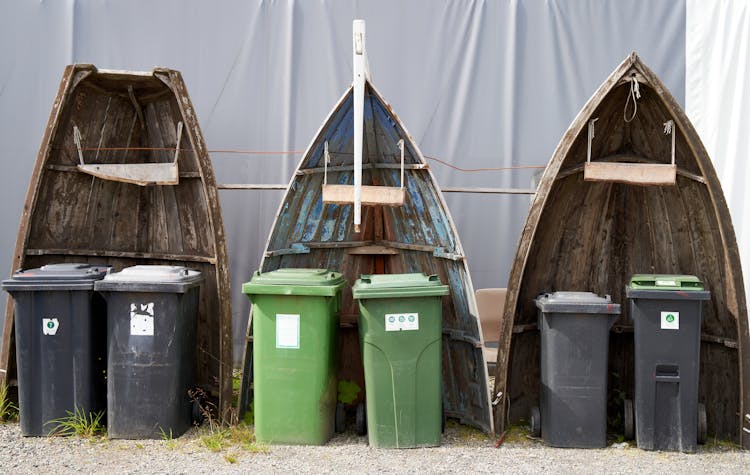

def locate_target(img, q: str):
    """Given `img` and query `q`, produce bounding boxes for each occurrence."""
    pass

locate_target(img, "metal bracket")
[264,243,311,257]
[442,329,481,348]
[433,247,464,261]
[586,118,599,164]
[492,391,503,406]
[398,138,405,188]
[323,141,330,186]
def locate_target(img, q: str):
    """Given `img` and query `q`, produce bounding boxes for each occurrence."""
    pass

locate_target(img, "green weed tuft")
[704,437,741,451]
[48,406,105,438]
[160,427,176,450]
[201,428,229,452]
[0,384,18,422]
[337,380,361,405]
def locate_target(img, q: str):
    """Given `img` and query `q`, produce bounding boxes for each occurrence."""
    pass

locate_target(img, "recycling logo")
[660,311,679,330]
[42,318,59,335]
[385,313,419,331]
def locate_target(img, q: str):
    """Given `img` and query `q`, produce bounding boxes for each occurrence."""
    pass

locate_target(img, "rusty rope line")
[423,155,546,172]
[57,146,546,171]
[61,146,305,154]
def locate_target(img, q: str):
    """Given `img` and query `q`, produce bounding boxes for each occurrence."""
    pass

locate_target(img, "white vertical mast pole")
[352,19,366,233]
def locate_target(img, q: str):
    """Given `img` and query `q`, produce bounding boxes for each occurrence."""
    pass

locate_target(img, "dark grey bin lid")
[2,263,111,291]
[94,265,203,293]
[535,291,621,314]
[626,286,711,300]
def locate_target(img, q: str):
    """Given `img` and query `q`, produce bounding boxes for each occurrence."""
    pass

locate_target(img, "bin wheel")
[529,406,541,438]
[335,403,346,433]
[356,402,367,436]
[623,399,634,440]
[442,401,446,434]
[698,403,707,444]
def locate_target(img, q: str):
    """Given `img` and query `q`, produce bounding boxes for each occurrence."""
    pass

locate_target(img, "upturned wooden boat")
[493,53,750,447]
[0,64,233,417]
[239,25,493,432]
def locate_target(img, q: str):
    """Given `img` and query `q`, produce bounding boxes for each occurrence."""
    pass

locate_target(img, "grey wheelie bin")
[94,265,203,439]
[626,274,710,452]
[2,263,110,436]
[531,291,621,448]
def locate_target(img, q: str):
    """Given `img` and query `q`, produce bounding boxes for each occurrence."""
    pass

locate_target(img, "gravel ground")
[1,421,748,474]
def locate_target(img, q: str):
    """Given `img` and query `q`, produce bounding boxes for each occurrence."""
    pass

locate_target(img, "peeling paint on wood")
[239,80,494,433]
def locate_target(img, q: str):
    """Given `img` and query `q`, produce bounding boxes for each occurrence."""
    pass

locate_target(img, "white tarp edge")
[686,0,750,312]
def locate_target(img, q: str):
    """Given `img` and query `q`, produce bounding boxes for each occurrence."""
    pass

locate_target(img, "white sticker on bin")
[385,313,419,331]
[656,280,677,286]
[42,318,59,335]
[276,314,300,349]
[130,302,155,336]
[661,311,679,330]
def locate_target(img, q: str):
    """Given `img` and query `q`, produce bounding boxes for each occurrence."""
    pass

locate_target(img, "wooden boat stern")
[1,64,233,419]
[493,53,750,447]
[239,66,494,433]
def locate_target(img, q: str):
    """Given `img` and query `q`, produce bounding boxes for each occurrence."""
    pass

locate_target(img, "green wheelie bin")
[352,273,449,448]
[242,268,346,445]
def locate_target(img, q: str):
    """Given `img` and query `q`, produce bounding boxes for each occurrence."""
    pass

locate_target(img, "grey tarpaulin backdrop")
[0,1,685,365]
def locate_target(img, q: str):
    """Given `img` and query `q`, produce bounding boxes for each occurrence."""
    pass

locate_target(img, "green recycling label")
[385,313,419,331]
[661,311,679,330]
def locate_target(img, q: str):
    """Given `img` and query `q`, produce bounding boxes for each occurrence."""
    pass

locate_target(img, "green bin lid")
[242,268,346,297]
[352,273,450,299]
[629,274,705,291]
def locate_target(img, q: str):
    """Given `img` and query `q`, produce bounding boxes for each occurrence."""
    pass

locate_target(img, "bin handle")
[655,374,680,383]
[655,365,679,383]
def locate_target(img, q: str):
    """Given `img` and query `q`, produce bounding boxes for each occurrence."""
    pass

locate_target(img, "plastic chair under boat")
[475,288,507,373]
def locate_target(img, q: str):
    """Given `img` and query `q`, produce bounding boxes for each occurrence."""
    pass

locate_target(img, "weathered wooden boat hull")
[243,81,494,432]
[493,53,750,447]
[0,65,233,417]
